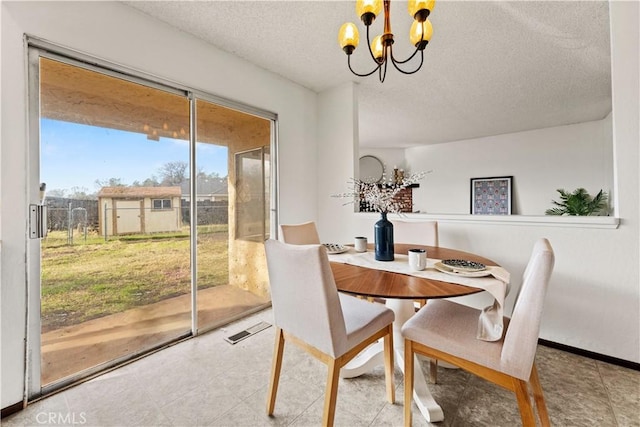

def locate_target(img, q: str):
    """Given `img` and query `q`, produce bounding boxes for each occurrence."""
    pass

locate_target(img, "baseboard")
[539,339,640,371]
[1,401,24,419]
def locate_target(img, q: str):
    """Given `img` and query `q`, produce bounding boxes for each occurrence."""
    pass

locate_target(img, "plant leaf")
[546,188,608,216]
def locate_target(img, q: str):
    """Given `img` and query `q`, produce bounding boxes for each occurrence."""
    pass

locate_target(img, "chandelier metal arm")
[389,45,425,75]
[378,54,389,83]
[390,44,421,65]
[345,23,384,79]
[390,20,424,66]
[347,54,382,78]
[365,24,381,65]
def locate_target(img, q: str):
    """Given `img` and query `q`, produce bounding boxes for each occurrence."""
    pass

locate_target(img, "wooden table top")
[330,243,499,300]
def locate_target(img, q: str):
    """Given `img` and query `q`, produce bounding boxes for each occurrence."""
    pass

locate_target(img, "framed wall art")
[470,176,513,215]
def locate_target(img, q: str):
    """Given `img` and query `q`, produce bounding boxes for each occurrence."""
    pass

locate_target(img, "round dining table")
[329,243,500,423]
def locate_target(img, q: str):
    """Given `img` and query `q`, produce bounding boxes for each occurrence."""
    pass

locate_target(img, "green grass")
[41,225,229,331]
[117,233,189,242]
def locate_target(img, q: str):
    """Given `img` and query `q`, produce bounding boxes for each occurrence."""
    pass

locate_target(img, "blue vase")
[374,212,394,261]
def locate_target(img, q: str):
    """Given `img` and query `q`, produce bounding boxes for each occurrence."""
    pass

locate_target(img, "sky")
[41,119,228,194]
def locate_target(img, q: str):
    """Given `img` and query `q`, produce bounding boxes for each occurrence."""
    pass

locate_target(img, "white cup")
[408,248,427,271]
[354,236,368,252]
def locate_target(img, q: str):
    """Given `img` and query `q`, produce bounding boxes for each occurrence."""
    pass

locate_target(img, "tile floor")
[4,307,639,427]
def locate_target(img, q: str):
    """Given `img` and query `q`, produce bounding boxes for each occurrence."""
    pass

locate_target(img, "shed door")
[115,200,142,234]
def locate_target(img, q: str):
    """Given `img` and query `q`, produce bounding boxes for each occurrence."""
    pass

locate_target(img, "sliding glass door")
[28,45,276,396]
[194,100,271,332]
[37,57,193,387]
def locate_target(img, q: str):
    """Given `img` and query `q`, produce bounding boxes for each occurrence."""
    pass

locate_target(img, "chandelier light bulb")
[339,22,360,54]
[370,35,384,61]
[408,0,435,21]
[356,0,383,25]
[410,19,433,49]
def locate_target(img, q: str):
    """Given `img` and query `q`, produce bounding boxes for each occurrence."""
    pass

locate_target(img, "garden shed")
[97,186,182,236]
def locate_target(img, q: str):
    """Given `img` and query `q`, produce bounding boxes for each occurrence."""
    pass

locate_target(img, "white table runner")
[328,250,510,341]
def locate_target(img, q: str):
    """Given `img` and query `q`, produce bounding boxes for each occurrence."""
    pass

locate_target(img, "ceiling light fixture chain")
[339,0,435,83]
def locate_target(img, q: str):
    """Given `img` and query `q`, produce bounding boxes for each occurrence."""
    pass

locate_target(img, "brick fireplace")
[359,184,419,213]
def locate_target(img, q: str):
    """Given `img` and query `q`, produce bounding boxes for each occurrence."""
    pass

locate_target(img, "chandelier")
[338,0,435,83]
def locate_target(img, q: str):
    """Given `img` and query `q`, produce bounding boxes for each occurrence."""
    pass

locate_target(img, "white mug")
[408,248,427,271]
[354,236,368,252]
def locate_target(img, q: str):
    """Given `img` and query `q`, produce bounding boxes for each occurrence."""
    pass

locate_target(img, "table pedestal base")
[340,298,444,423]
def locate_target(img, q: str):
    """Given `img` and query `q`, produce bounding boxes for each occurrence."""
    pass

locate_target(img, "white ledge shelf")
[355,212,620,229]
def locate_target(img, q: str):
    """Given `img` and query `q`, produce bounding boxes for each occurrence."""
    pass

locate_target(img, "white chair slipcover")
[279,221,321,245]
[265,239,395,426]
[401,238,555,427]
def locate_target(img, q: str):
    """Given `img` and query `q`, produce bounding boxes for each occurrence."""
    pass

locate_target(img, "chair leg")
[322,359,341,427]
[513,378,536,427]
[530,363,550,426]
[404,340,414,427]
[383,325,395,403]
[429,359,438,384]
[266,328,285,415]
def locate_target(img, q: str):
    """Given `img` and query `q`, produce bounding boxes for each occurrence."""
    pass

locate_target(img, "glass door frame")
[26,37,279,400]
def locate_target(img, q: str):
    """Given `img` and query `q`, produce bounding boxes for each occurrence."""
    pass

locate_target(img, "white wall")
[316,83,359,243]
[323,1,639,364]
[1,1,319,409]
[366,117,613,216]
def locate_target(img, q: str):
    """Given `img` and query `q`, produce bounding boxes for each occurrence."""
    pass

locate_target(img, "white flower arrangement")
[333,171,429,214]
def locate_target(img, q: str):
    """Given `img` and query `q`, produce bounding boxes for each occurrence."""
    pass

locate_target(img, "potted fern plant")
[545,188,608,216]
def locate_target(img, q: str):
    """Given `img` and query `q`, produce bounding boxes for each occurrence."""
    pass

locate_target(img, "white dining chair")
[279,221,321,245]
[401,238,555,427]
[264,239,395,426]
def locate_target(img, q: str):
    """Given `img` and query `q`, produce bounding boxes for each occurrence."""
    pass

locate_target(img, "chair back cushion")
[265,239,347,357]
[501,238,555,379]
[392,221,439,246]
[280,222,321,245]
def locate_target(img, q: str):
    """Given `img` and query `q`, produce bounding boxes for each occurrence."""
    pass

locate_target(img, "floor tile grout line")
[367,399,394,426]
[448,366,474,427]
[595,360,621,427]
[286,393,324,426]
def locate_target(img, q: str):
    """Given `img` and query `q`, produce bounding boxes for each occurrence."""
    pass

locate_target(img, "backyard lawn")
[41,225,229,331]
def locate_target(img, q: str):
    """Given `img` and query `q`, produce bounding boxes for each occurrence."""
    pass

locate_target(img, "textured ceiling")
[123,0,612,148]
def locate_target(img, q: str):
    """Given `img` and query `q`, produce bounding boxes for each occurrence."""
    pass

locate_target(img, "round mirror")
[359,155,384,183]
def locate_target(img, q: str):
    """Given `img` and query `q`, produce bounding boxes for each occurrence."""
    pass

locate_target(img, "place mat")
[328,250,510,341]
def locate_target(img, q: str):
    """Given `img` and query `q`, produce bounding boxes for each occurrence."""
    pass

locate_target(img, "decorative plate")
[441,259,486,272]
[434,262,492,278]
[322,243,349,255]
